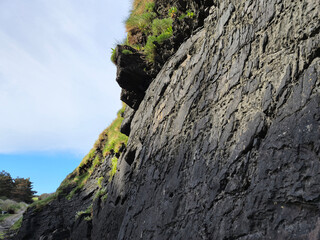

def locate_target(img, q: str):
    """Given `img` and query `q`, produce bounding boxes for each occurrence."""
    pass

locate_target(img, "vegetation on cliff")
[29,104,128,209]
[111,0,194,63]
[60,104,128,200]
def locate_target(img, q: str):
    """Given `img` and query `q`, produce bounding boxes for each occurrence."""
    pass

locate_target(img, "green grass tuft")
[111,48,116,64]
[75,204,92,220]
[126,11,156,33]
[94,188,107,200]
[123,0,176,63]
[29,193,57,211]
[97,176,104,188]
[10,217,23,231]
[186,10,194,18]
[145,18,173,62]
[151,18,173,36]
[109,157,118,182]
[56,104,128,202]
[102,193,108,201]
[93,155,101,168]
[168,6,177,18]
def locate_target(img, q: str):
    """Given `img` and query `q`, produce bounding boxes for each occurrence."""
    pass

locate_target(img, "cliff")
[12,0,320,239]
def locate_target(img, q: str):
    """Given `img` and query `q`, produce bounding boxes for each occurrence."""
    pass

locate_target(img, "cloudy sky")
[0,0,131,194]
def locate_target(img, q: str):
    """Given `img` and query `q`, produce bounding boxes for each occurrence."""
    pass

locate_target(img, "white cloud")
[0,0,130,155]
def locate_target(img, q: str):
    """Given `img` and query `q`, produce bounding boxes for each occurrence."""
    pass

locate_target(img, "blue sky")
[0,0,131,194]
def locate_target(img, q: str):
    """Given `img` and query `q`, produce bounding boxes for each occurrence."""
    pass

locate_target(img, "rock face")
[14,0,319,239]
[115,45,153,110]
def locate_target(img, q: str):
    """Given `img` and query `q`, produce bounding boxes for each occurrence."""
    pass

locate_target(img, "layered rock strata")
[14,0,319,239]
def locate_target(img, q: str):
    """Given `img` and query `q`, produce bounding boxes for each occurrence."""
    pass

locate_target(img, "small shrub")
[145,19,173,62]
[151,18,173,36]
[186,10,194,18]
[145,2,155,12]
[179,10,195,20]
[168,7,177,18]
[144,36,157,62]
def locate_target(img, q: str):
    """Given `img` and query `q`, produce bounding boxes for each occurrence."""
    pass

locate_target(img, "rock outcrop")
[115,45,153,110]
[13,0,319,239]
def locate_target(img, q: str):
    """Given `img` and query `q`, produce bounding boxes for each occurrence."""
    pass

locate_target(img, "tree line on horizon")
[0,170,36,204]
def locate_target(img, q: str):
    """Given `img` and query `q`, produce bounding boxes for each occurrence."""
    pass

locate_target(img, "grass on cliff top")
[57,104,128,200]
[125,0,173,62]
[126,0,155,32]
[29,104,128,208]
[144,17,173,62]
[121,0,187,62]
[29,193,57,211]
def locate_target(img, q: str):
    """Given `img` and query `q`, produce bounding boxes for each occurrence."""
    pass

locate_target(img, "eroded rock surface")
[119,0,320,239]
[115,45,153,110]
[13,0,319,239]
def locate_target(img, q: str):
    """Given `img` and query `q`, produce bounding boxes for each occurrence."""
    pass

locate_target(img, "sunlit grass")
[10,216,23,231]
[109,157,118,182]
[29,193,57,211]
[57,104,128,200]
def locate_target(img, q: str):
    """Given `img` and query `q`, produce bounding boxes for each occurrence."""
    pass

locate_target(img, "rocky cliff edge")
[13,0,319,239]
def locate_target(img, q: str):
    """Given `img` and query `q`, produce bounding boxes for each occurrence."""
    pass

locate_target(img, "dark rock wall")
[13,154,115,240]
[118,0,320,239]
[13,0,319,239]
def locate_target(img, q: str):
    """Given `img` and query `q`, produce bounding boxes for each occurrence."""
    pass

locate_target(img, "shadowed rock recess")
[13,0,319,239]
